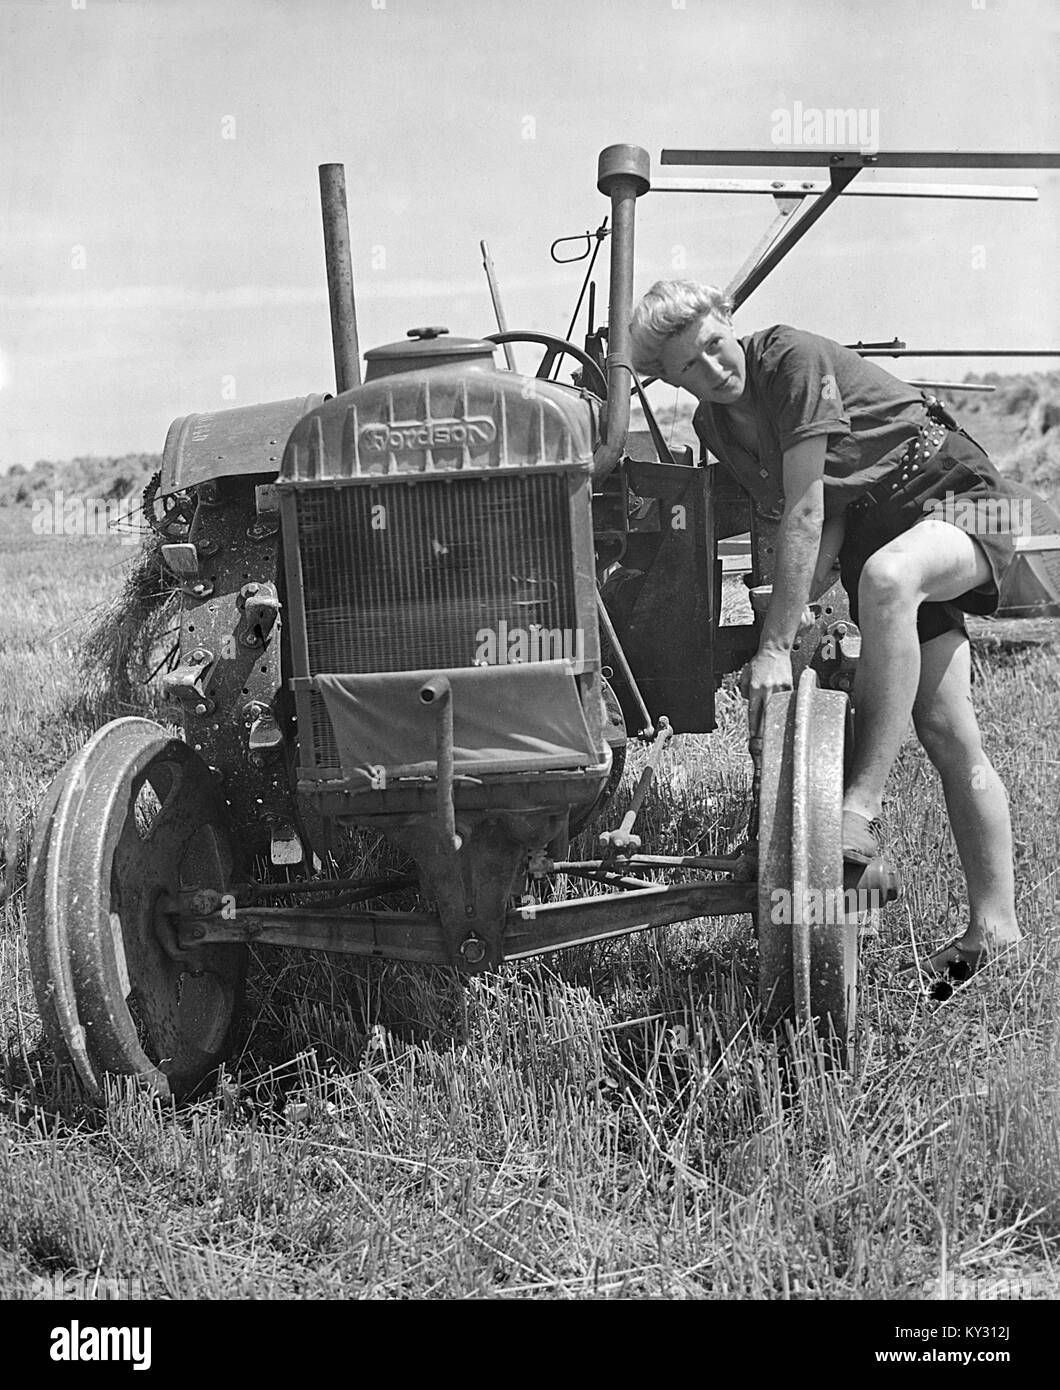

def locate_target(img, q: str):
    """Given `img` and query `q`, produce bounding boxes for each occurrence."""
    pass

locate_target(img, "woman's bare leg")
[843,519,994,821]
[911,628,1020,958]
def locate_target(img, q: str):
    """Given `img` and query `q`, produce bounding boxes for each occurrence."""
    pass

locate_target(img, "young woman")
[629,279,1055,979]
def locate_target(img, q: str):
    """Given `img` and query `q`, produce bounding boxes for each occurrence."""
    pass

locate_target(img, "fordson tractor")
[34,139,1056,1099]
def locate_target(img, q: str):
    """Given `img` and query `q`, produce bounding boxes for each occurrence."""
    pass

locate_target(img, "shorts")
[839,427,1055,645]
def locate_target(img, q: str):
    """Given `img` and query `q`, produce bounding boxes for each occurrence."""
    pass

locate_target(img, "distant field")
[1,381,1058,1300]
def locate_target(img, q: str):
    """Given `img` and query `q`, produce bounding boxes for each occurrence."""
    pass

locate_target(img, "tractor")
[28,141,1058,1098]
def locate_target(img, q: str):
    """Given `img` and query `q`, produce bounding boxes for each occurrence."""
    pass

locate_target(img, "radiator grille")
[295,474,579,768]
[297,473,577,674]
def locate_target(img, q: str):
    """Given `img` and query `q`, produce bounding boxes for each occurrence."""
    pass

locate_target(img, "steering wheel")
[485,331,608,400]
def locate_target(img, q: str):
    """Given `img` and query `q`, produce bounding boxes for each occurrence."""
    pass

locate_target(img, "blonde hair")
[629,280,733,376]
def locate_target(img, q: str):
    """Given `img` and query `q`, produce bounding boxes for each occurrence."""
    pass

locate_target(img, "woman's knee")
[858,549,921,613]
[912,701,983,768]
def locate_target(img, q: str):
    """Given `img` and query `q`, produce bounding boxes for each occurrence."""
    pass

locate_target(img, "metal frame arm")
[661,150,1060,169]
[658,148,1060,310]
[653,177,1039,201]
[730,164,860,308]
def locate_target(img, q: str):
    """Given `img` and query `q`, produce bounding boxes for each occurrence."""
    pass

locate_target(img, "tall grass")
[1,436,1058,1299]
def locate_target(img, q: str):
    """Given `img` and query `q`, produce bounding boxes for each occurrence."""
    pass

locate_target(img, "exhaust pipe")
[318,163,362,393]
[593,144,650,478]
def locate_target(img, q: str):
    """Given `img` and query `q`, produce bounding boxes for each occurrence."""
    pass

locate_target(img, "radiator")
[293,472,578,769]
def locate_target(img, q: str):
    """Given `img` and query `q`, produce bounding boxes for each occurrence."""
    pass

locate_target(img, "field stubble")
[0,498,1058,1301]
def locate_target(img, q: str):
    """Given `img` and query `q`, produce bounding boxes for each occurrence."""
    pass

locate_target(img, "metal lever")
[599,717,672,857]
[480,240,516,371]
[420,677,462,851]
[550,222,610,263]
[596,591,654,737]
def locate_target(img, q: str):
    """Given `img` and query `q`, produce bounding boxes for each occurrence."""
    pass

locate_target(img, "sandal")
[908,938,987,983]
[899,935,1026,985]
[842,810,883,865]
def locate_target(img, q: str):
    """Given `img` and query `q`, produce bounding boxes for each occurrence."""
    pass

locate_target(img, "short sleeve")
[757,327,851,453]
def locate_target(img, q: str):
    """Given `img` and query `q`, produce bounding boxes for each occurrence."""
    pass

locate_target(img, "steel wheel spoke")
[131,960,184,1065]
[115,814,168,891]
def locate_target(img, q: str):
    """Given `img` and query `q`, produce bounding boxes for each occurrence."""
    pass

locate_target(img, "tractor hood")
[280,333,600,481]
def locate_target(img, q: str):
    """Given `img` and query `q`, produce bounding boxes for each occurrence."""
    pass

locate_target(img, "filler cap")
[364,326,497,380]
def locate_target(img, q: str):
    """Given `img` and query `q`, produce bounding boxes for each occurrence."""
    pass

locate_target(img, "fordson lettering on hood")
[361,418,497,451]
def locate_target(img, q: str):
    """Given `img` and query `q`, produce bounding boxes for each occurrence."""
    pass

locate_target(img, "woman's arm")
[810,512,845,599]
[743,436,828,732]
[759,436,829,650]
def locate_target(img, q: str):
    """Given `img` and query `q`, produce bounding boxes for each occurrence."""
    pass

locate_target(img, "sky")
[1,0,1058,466]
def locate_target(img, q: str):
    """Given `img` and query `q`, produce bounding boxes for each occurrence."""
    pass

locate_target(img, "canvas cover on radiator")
[314,659,600,787]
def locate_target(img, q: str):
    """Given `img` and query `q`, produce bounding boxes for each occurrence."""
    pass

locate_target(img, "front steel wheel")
[27,718,246,1099]
[756,670,857,1053]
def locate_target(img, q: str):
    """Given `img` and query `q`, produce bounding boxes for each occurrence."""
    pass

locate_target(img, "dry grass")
[1,426,1058,1300]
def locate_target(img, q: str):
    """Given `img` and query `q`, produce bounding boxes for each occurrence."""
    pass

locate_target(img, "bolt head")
[459,935,486,964]
[194,702,208,715]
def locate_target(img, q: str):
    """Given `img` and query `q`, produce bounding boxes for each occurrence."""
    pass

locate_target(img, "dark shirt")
[693,325,929,516]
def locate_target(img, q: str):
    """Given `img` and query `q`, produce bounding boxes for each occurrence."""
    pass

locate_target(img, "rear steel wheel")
[756,669,857,1051]
[27,718,246,1099]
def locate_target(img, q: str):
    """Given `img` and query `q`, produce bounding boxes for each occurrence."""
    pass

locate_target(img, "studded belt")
[847,417,950,513]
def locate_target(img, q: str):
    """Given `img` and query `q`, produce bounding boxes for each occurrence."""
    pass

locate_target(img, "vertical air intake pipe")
[593,144,651,478]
